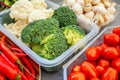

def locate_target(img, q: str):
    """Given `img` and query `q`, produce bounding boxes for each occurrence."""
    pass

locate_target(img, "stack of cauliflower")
[4,0,54,38]
[63,0,116,28]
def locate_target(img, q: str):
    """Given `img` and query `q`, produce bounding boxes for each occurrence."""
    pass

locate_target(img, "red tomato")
[112,58,120,72]
[98,59,110,68]
[72,65,81,73]
[86,47,100,61]
[95,46,102,54]
[101,47,119,59]
[104,33,119,46]
[90,77,100,80]
[101,67,118,80]
[113,27,120,36]
[96,65,104,76]
[99,43,108,50]
[88,61,97,66]
[81,61,98,79]
[68,72,86,80]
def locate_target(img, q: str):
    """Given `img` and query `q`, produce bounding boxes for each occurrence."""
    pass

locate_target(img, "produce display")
[1,0,120,80]
[62,0,116,28]
[0,32,40,80]
[68,27,120,80]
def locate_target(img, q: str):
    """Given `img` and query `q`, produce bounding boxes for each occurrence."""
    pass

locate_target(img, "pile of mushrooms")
[63,0,116,28]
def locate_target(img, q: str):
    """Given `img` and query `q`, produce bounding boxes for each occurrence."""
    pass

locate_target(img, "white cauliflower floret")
[4,20,28,38]
[10,0,34,21]
[28,8,54,23]
[31,0,47,9]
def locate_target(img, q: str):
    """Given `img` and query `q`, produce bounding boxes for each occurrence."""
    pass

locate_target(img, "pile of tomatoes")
[68,27,120,80]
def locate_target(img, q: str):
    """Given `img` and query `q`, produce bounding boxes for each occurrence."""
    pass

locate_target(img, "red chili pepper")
[0,73,6,80]
[24,66,35,80]
[11,47,23,53]
[28,58,39,73]
[21,57,36,77]
[14,52,27,57]
[1,53,27,80]
[0,36,23,70]
[0,54,20,80]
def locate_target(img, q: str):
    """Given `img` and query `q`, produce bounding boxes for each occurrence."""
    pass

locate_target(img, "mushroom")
[85,11,94,19]
[93,3,107,15]
[83,3,92,13]
[72,3,83,14]
[91,0,101,6]
[66,0,76,7]
[107,6,116,14]
[77,0,84,6]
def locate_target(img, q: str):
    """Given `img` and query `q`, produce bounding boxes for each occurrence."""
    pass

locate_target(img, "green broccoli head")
[21,18,59,46]
[61,25,86,46]
[32,31,68,60]
[52,6,77,27]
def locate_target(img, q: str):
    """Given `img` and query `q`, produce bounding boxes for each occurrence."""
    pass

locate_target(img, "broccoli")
[52,6,77,27]
[61,25,86,46]
[21,18,59,46]
[32,31,68,60]
[21,18,68,60]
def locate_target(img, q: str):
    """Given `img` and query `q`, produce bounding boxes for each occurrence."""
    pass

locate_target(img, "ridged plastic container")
[63,26,120,80]
[0,0,99,71]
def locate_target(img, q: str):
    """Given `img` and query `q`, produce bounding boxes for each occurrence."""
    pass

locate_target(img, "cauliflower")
[28,8,53,23]
[31,0,47,9]
[4,20,28,38]
[5,0,54,38]
[10,0,34,21]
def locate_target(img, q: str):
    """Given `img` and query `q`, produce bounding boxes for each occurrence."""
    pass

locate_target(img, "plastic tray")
[63,26,120,80]
[0,0,99,71]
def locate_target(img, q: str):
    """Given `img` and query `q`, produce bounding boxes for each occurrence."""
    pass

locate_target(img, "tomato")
[101,47,119,59]
[101,67,118,80]
[95,46,102,54]
[96,65,104,76]
[68,72,86,80]
[113,27,120,36]
[81,61,98,79]
[99,43,108,50]
[88,61,97,66]
[72,65,81,73]
[112,58,120,72]
[98,59,110,68]
[104,33,119,46]
[86,47,100,61]
[90,77,100,80]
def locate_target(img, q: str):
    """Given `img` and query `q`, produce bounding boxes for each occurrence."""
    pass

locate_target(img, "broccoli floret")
[52,6,77,27]
[21,18,68,60]
[21,18,59,46]
[32,31,68,60]
[61,25,86,46]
